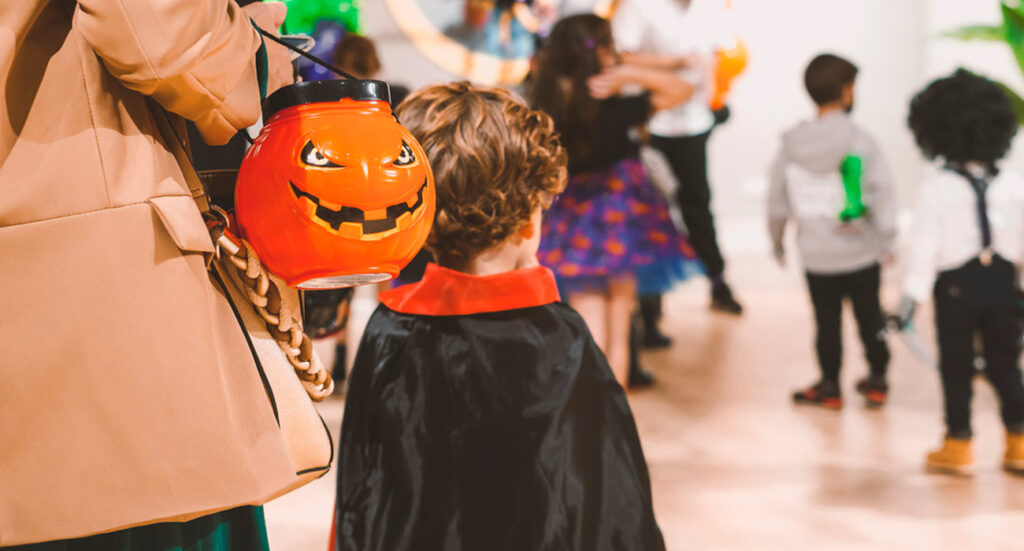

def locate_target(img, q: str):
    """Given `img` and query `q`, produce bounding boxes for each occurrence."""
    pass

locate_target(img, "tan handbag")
[153,106,335,489]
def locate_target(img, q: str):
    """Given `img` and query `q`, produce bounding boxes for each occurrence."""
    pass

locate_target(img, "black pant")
[806,264,890,383]
[934,257,1024,438]
[649,132,725,279]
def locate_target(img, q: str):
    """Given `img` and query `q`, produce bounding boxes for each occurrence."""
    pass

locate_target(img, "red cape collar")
[380,263,561,316]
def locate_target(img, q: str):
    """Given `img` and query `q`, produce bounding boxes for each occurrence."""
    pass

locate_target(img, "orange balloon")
[236,80,436,289]
[711,38,748,110]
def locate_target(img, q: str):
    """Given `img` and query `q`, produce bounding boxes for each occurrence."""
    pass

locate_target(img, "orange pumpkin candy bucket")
[236,79,435,289]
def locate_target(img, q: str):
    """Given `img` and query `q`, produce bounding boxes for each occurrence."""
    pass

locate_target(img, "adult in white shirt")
[612,0,743,314]
[900,69,1024,476]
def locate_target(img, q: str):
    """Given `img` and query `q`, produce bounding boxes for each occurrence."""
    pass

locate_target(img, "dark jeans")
[934,256,1024,439]
[649,132,725,279]
[806,264,890,383]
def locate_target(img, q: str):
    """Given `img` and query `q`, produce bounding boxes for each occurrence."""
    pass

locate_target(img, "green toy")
[839,154,867,222]
[282,0,363,35]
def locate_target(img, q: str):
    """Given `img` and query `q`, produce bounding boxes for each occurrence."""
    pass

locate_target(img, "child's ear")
[520,221,536,240]
[521,208,543,240]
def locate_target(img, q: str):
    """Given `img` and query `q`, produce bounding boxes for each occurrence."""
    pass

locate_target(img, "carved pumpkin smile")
[289,179,429,241]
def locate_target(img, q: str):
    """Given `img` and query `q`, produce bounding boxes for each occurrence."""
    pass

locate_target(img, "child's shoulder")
[364,303,423,339]
[991,168,1024,200]
[371,299,586,337]
[837,119,882,158]
[917,166,1024,199]
[996,167,1024,185]
[780,114,875,149]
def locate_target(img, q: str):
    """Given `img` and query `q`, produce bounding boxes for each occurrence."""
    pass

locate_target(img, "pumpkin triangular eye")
[301,141,342,168]
[394,141,416,166]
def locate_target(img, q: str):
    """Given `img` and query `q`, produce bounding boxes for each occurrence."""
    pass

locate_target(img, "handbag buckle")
[203,205,240,268]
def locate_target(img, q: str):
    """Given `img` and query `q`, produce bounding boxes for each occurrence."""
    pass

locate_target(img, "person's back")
[1,1,302,547]
[333,82,665,551]
[772,111,894,274]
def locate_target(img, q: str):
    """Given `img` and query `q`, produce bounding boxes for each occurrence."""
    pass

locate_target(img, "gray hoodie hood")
[781,111,859,173]
[767,111,898,275]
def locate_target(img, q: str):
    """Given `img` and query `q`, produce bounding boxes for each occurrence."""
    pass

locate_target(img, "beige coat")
[0,1,301,545]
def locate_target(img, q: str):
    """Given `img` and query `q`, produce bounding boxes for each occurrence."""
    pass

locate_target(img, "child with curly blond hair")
[332,82,665,551]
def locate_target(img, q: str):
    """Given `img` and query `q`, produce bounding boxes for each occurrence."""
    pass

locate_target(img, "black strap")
[256,27,358,81]
[254,26,403,123]
[949,165,993,249]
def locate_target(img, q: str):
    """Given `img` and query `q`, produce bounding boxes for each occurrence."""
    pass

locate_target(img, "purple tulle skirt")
[539,157,703,296]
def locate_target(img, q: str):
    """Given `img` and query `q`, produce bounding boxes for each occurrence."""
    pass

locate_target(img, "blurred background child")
[768,53,896,410]
[334,82,666,550]
[529,14,702,386]
[901,69,1024,475]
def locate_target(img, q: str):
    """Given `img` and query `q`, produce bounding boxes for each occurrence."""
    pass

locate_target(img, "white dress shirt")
[903,166,1024,302]
[611,0,729,138]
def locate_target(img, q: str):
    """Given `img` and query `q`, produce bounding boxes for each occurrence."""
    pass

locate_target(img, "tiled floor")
[266,223,1024,550]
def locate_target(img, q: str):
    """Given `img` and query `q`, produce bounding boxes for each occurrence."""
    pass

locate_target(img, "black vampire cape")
[333,263,665,551]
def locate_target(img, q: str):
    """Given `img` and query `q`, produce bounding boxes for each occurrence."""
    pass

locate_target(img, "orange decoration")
[630,202,652,216]
[572,236,592,249]
[605,210,626,224]
[236,80,435,289]
[711,38,748,110]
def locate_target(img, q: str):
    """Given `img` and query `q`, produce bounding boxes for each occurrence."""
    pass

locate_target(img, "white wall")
[708,0,927,217]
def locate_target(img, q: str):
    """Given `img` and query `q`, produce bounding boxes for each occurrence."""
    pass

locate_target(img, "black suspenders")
[949,165,995,266]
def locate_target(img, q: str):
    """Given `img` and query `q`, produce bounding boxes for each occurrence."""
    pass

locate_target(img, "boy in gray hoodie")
[768,53,898,409]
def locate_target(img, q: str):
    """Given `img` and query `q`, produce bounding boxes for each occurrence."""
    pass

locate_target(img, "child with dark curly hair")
[332,82,666,551]
[901,69,1024,475]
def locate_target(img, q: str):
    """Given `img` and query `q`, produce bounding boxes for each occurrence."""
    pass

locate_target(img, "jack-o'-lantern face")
[236,80,435,289]
[286,119,430,242]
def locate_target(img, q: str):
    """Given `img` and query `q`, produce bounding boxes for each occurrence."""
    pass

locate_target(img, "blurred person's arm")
[74,0,290,145]
[588,65,695,111]
[619,52,700,71]
[767,147,790,266]
[512,3,540,34]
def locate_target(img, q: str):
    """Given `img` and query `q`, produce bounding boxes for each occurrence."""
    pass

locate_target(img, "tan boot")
[926,436,974,475]
[1004,433,1024,474]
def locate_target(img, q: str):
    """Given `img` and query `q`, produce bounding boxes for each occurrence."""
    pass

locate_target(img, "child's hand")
[888,296,917,331]
[588,67,627,99]
[243,2,292,96]
[835,219,868,236]
[773,244,786,268]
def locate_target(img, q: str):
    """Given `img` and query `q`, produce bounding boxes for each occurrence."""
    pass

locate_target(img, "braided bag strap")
[148,101,334,402]
[219,239,335,402]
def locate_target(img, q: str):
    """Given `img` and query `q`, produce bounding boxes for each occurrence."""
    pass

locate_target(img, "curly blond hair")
[396,82,568,266]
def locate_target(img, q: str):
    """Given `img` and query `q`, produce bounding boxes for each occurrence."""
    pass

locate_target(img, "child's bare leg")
[570,290,610,355]
[606,277,637,386]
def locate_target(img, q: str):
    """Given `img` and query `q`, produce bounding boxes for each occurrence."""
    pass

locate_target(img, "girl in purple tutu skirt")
[530,13,702,386]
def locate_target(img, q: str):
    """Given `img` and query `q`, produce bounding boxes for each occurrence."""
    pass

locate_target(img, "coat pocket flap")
[148,196,215,254]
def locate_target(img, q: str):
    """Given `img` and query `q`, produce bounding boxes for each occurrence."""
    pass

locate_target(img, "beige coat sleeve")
[74,0,263,145]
